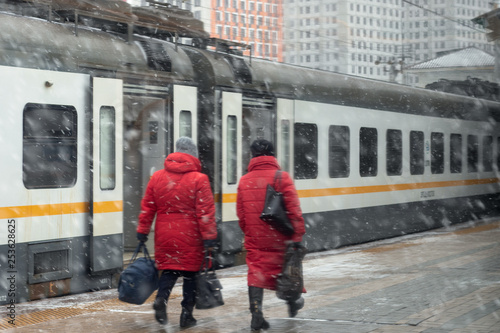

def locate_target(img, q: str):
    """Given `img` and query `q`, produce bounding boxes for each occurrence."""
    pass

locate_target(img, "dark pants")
[157,270,197,309]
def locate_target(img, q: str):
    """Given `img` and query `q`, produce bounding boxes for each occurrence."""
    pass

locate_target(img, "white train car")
[0,0,499,304]
[215,61,500,254]
[0,66,124,299]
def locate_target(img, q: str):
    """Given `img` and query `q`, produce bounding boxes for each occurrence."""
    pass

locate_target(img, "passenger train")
[0,0,499,304]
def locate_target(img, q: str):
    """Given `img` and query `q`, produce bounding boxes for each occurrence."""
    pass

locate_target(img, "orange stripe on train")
[221,177,500,203]
[0,201,123,219]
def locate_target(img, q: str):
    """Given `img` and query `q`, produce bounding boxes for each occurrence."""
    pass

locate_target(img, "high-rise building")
[403,0,493,62]
[126,0,284,61]
[281,0,493,83]
[401,0,493,84]
[209,0,283,61]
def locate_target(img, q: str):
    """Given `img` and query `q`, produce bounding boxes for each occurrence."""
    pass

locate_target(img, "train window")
[450,134,462,173]
[467,135,479,173]
[100,106,116,190]
[227,115,238,184]
[482,136,493,172]
[497,137,500,171]
[410,131,424,175]
[329,125,350,178]
[148,121,158,144]
[241,96,276,175]
[294,123,318,179]
[179,110,192,138]
[359,127,377,177]
[281,120,290,172]
[386,129,402,176]
[431,132,444,174]
[23,104,77,189]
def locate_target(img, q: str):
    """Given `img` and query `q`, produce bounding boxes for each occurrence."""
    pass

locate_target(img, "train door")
[121,84,197,251]
[140,99,168,190]
[241,95,277,174]
[174,85,198,141]
[90,77,123,273]
[221,91,242,225]
[219,92,278,217]
[219,91,278,262]
[121,86,170,251]
[138,85,197,188]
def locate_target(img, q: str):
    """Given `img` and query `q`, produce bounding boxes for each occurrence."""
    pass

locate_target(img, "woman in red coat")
[237,139,306,330]
[137,137,217,328]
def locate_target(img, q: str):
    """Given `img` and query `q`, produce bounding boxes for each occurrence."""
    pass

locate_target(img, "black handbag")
[118,242,159,305]
[195,254,224,309]
[260,171,295,236]
[276,242,307,301]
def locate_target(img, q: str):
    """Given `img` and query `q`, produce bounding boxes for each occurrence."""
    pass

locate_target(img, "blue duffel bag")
[118,242,159,305]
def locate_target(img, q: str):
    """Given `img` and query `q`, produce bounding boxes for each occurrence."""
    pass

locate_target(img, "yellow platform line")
[0,293,163,330]
[0,289,187,330]
[452,220,500,235]
[362,242,419,254]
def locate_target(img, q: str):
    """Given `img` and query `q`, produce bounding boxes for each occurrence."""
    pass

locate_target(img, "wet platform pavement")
[2,219,499,333]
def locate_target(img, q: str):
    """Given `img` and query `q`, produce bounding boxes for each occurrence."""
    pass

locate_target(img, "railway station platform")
[2,218,499,333]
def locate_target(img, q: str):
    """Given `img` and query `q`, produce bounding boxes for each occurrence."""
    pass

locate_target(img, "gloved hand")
[203,239,218,252]
[137,232,148,243]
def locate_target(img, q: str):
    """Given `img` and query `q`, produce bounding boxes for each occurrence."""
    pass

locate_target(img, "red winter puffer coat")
[137,152,217,271]
[237,156,306,290]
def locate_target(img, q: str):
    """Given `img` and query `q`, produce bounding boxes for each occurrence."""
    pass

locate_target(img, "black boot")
[248,286,270,331]
[287,297,304,318]
[180,273,197,328]
[153,297,167,325]
[180,306,197,328]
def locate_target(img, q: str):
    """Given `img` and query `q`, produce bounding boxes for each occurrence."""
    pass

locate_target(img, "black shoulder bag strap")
[273,170,282,193]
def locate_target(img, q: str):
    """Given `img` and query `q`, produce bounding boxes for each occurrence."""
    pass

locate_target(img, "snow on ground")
[15,219,492,315]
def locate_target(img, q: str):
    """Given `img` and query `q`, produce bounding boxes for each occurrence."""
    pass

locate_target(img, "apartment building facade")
[281,0,493,83]
[126,0,283,61]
